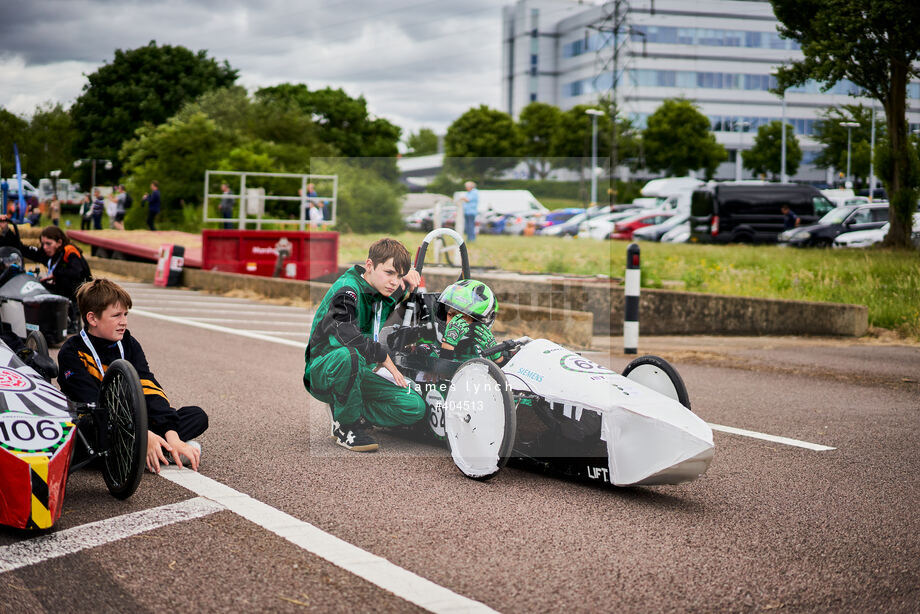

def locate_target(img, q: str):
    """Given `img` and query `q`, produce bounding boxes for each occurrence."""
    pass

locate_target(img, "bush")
[312,158,404,233]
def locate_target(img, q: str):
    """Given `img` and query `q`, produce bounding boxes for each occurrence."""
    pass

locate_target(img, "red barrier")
[201,230,338,280]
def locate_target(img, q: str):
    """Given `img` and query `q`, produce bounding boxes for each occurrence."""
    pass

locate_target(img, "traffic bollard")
[624,243,640,354]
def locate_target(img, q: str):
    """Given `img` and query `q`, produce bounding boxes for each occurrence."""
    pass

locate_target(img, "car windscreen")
[818,207,853,225]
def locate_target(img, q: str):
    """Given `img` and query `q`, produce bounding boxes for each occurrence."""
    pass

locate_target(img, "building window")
[530,93,537,102]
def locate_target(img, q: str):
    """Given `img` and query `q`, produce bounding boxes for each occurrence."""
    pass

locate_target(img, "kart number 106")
[0,418,64,451]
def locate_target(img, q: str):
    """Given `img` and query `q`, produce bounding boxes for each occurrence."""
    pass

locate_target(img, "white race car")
[388,229,714,486]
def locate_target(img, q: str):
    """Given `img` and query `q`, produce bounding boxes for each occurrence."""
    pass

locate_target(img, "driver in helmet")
[437,279,503,363]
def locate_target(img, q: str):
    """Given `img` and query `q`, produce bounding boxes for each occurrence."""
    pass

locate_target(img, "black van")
[689,183,835,243]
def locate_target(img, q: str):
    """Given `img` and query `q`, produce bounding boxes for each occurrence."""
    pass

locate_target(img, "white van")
[451,189,548,216]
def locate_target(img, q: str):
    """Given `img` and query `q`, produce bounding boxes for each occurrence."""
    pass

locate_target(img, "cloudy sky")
[0,0,530,138]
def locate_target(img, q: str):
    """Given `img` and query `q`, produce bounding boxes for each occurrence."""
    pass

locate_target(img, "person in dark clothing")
[0,214,22,248]
[90,189,105,230]
[781,205,800,230]
[58,279,207,472]
[304,238,425,452]
[142,180,161,230]
[19,226,92,304]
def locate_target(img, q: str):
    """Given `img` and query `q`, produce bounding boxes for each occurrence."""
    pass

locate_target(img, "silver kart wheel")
[622,355,691,410]
[444,358,516,480]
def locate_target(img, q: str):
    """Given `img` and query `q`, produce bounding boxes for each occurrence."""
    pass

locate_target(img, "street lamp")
[733,119,751,182]
[49,169,62,200]
[839,121,860,187]
[73,158,113,198]
[585,108,604,205]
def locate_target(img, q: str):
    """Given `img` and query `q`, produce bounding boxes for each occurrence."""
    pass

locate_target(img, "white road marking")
[133,307,304,316]
[708,423,836,451]
[159,468,498,614]
[0,497,223,574]
[131,308,307,349]
[169,317,310,326]
[131,298,308,311]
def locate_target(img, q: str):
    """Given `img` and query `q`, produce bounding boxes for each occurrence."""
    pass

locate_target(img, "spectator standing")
[309,200,323,229]
[458,180,479,241]
[78,194,92,230]
[90,189,105,230]
[781,205,800,230]
[113,185,128,231]
[49,198,61,227]
[143,181,161,230]
[219,183,234,229]
[26,201,41,226]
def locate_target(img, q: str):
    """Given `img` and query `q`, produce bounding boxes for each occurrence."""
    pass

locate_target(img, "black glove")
[17,348,58,381]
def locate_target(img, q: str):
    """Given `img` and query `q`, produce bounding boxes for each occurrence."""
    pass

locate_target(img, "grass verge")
[339,232,920,339]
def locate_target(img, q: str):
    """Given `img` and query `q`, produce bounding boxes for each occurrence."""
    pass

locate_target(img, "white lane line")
[131,308,307,349]
[177,317,311,326]
[708,423,836,451]
[160,468,498,614]
[133,307,304,317]
[131,298,308,310]
[0,497,223,574]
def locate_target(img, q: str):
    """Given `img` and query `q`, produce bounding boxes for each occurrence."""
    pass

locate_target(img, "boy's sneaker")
[331,420,378,452]
[171,440,202,467]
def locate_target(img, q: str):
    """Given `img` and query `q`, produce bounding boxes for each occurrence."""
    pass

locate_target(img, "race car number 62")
[0,417,63,450]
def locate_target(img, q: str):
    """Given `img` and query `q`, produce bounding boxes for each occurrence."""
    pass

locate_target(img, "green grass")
[539,197,586,211]
[341,232,920,339]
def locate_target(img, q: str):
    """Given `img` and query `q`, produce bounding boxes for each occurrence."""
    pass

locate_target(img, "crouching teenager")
[304,238,426,452]
[58,279,208,472]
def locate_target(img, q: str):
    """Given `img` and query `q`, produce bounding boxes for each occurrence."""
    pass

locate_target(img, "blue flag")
[13,143,25,223]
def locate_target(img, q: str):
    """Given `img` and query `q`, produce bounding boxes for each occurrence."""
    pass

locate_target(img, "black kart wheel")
[444,358,516,480]
[622,355,691,410]
[25,330,49,357]
[99,359,147,499]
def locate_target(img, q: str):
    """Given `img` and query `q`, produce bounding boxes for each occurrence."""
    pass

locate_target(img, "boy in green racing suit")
[437,279,502,363]
[304,238,426,452]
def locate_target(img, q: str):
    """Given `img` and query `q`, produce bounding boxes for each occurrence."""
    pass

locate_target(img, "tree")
[518,102,561,178]
[120,112,235,224]
[642,98,727,178]
[811,104,885,185]
[771,0,920,247]
[743,121,802,180]
[0,108,29,177]
[256,83,401,178]
[23,103,77,180]
[406,128,439,156]
[443,105,522,181]
[71,41,237,173]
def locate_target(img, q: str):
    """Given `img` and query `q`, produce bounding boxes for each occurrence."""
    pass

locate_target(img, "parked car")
[503,210,548,235]
[833,212,920,248]
[536,208,584,233]
[541,206,610,237]
[405,209,431,231]
[632,211,690,242]
[689,183,835,243]
[577,210,638,240]
[778,202,889,247]
[660,223,690,243]
[609,211,675,241]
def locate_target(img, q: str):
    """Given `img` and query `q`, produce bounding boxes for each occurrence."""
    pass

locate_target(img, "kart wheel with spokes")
[622,355,691,410]
[99,359,147,499]
[444,358,516,480]
[25,330,49,357]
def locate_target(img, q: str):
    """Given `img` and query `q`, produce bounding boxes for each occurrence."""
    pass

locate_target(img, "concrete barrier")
[417,267,869,337]
[85,256,868,338]
[85,257,596,347]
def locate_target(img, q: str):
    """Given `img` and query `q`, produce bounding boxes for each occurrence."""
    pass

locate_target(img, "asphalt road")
[2,283,918,613]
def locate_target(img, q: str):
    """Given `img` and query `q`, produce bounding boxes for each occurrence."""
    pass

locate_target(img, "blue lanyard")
[80,330,124,375]
[372,302,383,342]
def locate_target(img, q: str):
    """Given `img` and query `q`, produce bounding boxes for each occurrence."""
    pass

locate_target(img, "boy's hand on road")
[146,431,172,473]
[382,354,408,388]
[170,441,201,472]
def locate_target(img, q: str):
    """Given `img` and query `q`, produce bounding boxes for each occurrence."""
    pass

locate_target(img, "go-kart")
[385,228,714,486]
[0,246,73,347]
[0,340,147,530]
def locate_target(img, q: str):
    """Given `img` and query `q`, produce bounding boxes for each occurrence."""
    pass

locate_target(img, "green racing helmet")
[437,279,498,326]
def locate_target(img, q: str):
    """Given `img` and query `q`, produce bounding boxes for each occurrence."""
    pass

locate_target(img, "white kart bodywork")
[501,339,714,486]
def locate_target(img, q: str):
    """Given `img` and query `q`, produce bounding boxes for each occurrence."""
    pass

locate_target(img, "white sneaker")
[172,440,202,467]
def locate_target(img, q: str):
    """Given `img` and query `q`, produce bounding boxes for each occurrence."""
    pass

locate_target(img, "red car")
[608,211,675,240]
